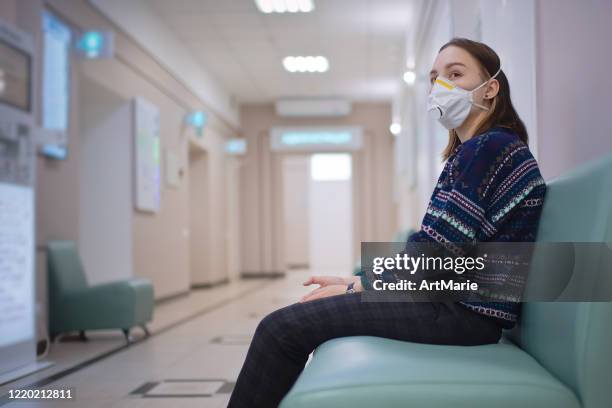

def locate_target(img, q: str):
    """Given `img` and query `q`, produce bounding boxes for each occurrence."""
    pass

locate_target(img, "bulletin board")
[133,97,161,213]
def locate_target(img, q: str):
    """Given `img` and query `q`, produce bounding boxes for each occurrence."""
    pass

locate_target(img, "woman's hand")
[300,276,363,303]
[299,284,348,303]
[302,276,351,287]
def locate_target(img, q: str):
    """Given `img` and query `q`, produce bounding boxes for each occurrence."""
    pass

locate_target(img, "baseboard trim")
[240,271,285,279]
[191,278,230,290]
[287,263,309,270]
[155,290,190,305]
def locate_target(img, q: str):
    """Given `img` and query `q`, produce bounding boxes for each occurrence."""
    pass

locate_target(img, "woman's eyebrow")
[430,62,467,76]
[445,62,466,70]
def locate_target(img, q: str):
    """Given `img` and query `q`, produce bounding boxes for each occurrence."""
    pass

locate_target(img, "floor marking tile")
[130,379,233,399]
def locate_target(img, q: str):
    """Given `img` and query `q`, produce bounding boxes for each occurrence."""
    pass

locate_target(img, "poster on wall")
[133,97,161,213]
[0,184,34,350]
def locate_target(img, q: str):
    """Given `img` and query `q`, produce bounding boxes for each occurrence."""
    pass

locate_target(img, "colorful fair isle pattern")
[363,126,546,329]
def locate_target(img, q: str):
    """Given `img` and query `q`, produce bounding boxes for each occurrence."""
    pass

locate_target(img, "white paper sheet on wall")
[0,182,34,348]
[133,97,161,212]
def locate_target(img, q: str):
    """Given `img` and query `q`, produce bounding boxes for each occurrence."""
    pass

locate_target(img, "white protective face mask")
[427,66,501,130]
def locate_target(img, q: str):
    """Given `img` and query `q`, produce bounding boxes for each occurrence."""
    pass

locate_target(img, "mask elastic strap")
[473,65,502,92]
[472,65,502,110]
[490,65,502,80]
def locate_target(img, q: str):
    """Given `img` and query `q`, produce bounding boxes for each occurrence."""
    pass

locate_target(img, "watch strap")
[346,282,356,294]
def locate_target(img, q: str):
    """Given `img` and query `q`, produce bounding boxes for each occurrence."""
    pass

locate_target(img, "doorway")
[282,155,310,269]
[188,143,210,286]
[78,75,133,285]
[281,153,353,276]
[308,153,353,275]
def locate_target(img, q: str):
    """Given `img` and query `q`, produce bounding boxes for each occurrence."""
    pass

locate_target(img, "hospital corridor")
[3,270,313,407]
[1,0,612,407]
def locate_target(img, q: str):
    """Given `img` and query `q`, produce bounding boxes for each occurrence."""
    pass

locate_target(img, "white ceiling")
[146,0,418,104]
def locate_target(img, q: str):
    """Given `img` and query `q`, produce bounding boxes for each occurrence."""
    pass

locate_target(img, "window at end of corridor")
[310,153,351,181]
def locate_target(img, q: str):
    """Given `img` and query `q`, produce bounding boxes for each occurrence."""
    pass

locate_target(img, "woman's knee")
[256,305,306,348]
[256,306,293,338]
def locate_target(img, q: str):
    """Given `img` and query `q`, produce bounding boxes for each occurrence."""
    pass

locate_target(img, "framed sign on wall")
[133,97,161,213]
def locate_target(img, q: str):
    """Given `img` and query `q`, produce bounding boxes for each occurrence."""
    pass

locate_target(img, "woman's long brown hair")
[439,38,528,160]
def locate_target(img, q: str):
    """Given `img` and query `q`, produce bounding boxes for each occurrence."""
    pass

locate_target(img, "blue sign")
[40,144,68,160]
[186,111,208,137]
[75,30,113,59]
[281,131,352,146]
[225,139,247,155]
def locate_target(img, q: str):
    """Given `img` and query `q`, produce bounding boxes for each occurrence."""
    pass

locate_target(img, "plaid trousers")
[227,292,502,408]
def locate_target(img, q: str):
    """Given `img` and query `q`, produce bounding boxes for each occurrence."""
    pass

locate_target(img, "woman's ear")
[484,79,500,99]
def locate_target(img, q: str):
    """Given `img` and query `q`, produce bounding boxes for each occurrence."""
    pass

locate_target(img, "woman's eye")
[449,72,461,79]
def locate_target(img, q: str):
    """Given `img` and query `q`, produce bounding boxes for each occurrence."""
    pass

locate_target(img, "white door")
[308,153,353,276]
[282,155,310,269]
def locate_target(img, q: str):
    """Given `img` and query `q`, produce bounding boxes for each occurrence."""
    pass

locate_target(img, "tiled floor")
[0,269,321,408]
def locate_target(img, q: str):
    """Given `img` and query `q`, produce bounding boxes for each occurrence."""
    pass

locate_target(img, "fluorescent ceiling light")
[283,56,329,73]
[389,123,401,135]
[255,0,314,13]
[403,70,416,85]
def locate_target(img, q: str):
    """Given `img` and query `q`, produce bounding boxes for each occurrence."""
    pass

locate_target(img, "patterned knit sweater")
[361,126,546,329]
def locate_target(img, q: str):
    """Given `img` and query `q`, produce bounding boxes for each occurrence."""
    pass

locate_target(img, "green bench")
[352,229,416,276]
[280,154,612,408]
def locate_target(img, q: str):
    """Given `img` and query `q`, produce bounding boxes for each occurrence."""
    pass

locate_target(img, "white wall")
[404,0,453,227]
[78,77,133,285]
[187,124,231,286]
[535,0,612,179]
[480,0,538,156]
[188,146,210,286]
[89,0,238,127]
[225,158,242,280]
[418,0,452,198]
[203,128,228,284]
[450,0,481,39]
[282,155,310,268]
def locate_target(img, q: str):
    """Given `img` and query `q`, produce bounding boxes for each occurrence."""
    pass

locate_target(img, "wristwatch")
[345,282,356,294]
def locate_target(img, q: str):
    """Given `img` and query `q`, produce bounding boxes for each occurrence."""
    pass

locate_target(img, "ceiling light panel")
[283,56,329,73]
[255,0,314,14]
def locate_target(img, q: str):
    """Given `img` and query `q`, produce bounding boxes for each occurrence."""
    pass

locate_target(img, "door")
[308,153,353,276]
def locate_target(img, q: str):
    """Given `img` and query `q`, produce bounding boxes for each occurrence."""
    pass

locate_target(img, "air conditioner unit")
[275,98,352,117]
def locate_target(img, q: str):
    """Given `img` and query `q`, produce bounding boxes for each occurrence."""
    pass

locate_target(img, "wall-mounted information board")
[133,97,161,213]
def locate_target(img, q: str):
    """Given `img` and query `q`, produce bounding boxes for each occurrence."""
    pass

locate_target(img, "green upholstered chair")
[47,240,154,344]
[280,154,612,408]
